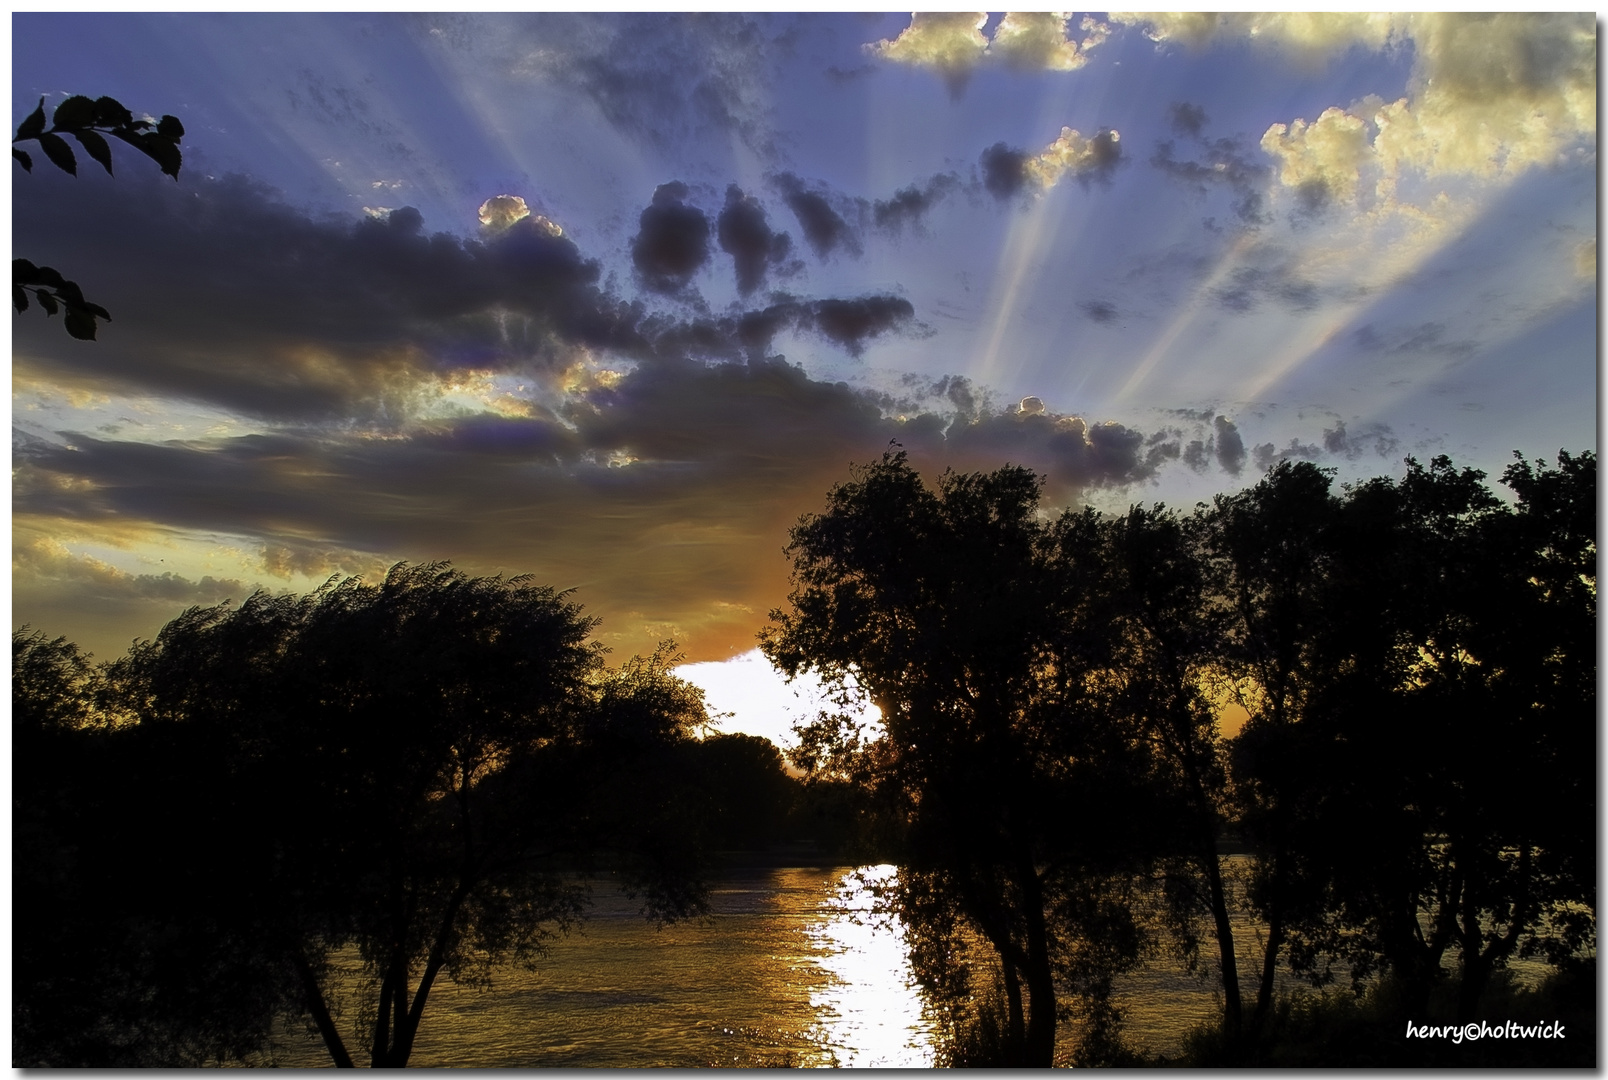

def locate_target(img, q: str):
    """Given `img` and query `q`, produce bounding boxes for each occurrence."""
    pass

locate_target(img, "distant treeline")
[12,449,1595,1068]
[762,448,1594,1067]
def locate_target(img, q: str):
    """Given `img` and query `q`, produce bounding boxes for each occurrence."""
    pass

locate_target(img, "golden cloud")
[867,12,1108,84]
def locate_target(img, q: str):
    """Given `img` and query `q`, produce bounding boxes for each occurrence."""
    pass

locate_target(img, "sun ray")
[1113,232,1254,406]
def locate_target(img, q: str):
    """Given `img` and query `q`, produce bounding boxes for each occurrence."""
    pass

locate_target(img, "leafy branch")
[14,260,111,341]
[13,94,185,339]
[13,94,183,179]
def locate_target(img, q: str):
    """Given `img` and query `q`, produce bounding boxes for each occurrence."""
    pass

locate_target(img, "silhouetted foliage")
[766,448,1596,1066]
[14,450,1594,1066]
[762,451,1164,1066]
[14,564,713,1067]
[13,93,184,338]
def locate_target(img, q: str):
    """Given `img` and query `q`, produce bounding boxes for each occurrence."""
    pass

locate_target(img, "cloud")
[1114,12,1395,59]
[16,360,1183,661]
[1122,14,1597,215]
[990,12,1105,72]
[1214,416,1246,475]
[13,169,931,427]
[716,185,796,296]
[799,297,916,356]
[981,126,1122,200]
[631,181,713,295]
[454,13,782,159]
[865,13,1110,96]
[1080,300,1118,324]
[1574,238,1595,279]
[980,143,1032,200]
[1252,437,1323,472]
[478,194,562,239]
[478,194,531,233]
[1211,250,1320,314]
[1349,320,1475,359]
[1150,134,1271,225]
[1168,102,1208,138]
[871,173,961,236]
[865,12,989,97]
[770,172,864,259]
[1322,420,1401,461]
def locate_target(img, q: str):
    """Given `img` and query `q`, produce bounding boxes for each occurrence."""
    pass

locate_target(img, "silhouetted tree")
[1080,505,1247,1037]
[1197,459,1343,1031]
[1279,453,1597,1020]
[763,451,1160,1066]
[687,733,798,851]
[30,564,710,1067]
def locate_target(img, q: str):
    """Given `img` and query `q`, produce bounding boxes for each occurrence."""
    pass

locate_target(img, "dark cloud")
[1252,438,1323,472]
[1169,102,1208,138]
[944,411,1164,498]
[1214,263,1319,314]
[1214,415,1246,475]
[770,172,864,259]
[801,296,916,356]
[12,168,927,424]
[431,13,782,160]
[979,142,1030,200]
[1293,178,1332,217]
[1350,321,1476,359]
[871,173,960,236]
[1083,129,1125,183]
[716,184,795,296]
[17,357,1181,659]
[1322,420,1401,461]
[632,181,712,294]
[1151,136,1271,225]
[1080,299,1118,324]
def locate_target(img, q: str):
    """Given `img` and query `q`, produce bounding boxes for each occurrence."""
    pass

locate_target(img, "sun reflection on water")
[807,865,937,1068]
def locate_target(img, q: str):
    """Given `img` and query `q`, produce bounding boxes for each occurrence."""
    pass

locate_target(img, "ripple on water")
[258,866,936,1068]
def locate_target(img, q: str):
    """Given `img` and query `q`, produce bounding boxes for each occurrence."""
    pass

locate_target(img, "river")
[258,863,1552,1068]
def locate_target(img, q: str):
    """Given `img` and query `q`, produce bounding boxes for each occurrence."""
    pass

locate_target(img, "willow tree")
[762,451,1163,1066]
[84,563,710,1067]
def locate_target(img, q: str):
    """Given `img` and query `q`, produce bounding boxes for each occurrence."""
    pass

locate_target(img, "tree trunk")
[1002,958,1025,1062]
[1198,826,1243,1037]
[1018,861,1057,1067]
[292,952,354,1068]
[1252,907,1284,1030]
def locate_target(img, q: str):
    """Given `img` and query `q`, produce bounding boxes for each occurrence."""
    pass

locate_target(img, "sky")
[11,13,1598,746]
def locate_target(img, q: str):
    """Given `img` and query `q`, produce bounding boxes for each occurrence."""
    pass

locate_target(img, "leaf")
[16,98,46,141]
[92,96,133,128]
[64,308,98,340]
[51,94,96,131]
[157,114,184,140]
[138,133,181,179]
[37,290,59,316]
[111,129,182,178]
[54,280,85,306]
[83,301,111,320]
[33,265,64,288]
[12,146,31,171]
[36,132,76,175]
[13,284,27,312]
[13,259,40,283]
[73,129,114,175]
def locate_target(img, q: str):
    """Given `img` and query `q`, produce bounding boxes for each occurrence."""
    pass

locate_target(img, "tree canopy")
[14,563,714,1067]
[764,448,1596,1065]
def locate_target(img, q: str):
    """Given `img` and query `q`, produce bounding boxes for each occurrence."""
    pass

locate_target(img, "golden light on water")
[808,865,937,1068]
